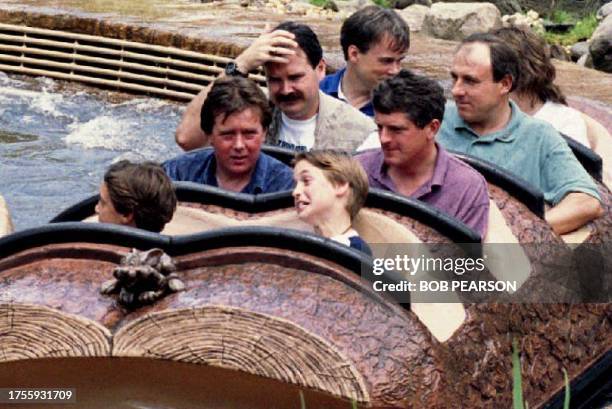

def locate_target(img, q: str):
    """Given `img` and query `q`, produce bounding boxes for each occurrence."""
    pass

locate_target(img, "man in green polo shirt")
[438,33,603,235]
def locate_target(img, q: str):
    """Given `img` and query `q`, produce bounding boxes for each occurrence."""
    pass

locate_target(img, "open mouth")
[295,201,309,213]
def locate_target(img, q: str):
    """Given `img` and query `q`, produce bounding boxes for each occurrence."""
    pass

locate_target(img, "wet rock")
[550,44,570,61]
[589,14,612,73]
[597,2,612,20]
[570,41,589,62]
[501,10,544,34]
[423,2,502,41]
[392,0,432,9]
[450,0,521,15]
[334,0,376,14]
[398,4,430,32]
[577,52,594,68]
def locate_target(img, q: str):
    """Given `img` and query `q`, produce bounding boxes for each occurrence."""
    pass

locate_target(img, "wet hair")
[273,21,323,68]
[104,161,177,233]
[373,69,445,128]
[340,5,410,60]
[294,150,369,221]
[491,26,567,104]
[460,32,520,92]
[200,76,272,135]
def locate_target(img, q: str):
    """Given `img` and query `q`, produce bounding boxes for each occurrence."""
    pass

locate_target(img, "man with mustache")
[164,76,294,194]
[176,21,375,152]
[438,33,603,235]
[320,5,410,117]
[355,70,490,237]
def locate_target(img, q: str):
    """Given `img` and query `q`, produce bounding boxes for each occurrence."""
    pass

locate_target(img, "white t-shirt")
[534,101,590,147]
[279,113,317,150]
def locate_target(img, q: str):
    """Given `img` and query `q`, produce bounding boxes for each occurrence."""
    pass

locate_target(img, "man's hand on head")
[235,25,298,73]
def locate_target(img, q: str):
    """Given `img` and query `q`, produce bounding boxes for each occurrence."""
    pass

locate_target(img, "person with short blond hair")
[96,161,177,233]
[293,150,371,255]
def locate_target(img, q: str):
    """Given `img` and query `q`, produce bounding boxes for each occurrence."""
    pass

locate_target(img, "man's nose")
[451,79,464,98]
[379,127,391,144]
[280,80,293,95]
[388,61,401,76]
[233,135,246,150]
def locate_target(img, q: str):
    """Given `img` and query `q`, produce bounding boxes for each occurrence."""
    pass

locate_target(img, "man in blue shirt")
[164,76,294,194]
[438,33,603,235]
[319,6,410,117]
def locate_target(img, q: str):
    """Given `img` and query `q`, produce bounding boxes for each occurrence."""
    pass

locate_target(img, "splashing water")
[0,74,184,231]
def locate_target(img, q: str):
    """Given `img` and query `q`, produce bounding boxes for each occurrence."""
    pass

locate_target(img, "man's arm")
[174,27,297,151]
[545,192,604,235]
[175,84,211,151]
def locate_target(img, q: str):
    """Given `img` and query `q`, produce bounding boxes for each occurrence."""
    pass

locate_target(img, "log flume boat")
[1,146,610,409]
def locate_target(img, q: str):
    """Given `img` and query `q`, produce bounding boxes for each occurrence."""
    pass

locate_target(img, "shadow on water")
[0,131,38,144]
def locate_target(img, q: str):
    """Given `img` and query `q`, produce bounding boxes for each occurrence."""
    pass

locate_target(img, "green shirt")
[437,101,600,205]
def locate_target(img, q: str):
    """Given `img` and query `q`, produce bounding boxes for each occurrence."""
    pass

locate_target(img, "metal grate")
[0,23,266,100]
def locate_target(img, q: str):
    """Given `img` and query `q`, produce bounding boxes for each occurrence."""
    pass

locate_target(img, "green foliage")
[372,0,391,7]
[513,338,572,409]
[513,338,526,409]
[550,9,573,23]
[563,368,571,409]
[544,13,598,45]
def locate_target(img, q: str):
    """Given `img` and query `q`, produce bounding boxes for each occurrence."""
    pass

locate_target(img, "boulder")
[333,0,375,14]
[399,4,431,32]
[597,1,612,20]
[422,2,502,41]
[392,0,432,9]
[549,44,570,61]
[577,52,594,68]
[570,40,590,62]
[589,14,612,73]
[451,0,521,15]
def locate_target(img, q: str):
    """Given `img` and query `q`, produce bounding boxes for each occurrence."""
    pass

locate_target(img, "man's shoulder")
[164,148,213,168]
[440,148,488,188]
[354,148,382,166]
[319,68,344,95]
[259,151,292,172]
[319,92,375,127]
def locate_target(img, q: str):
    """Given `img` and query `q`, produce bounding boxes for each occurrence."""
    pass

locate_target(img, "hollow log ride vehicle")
[0,23,610,409]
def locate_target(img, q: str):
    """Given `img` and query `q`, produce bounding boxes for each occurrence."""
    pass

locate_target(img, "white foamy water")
[0,74,184,231]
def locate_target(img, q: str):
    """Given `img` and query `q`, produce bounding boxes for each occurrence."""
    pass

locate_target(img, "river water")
[0,72,184,231]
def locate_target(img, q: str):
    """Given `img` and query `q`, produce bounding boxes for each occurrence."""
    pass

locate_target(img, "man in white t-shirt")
[176,21,375,153]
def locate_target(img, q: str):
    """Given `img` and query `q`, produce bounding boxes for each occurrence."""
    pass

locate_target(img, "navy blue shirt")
[319,67,375,117]
[163,148,294,194]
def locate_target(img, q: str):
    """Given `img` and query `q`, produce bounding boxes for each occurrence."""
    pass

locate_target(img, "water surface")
[0,72,183,231]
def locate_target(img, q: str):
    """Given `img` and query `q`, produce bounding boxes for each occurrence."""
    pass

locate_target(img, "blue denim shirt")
[163,148,295,194]
[320,67,375,117]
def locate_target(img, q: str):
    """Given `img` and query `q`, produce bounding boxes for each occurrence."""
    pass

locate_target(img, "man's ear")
[347,44,360,63]
[426,119,441,140]
[316,59,326,82]
[120,212,135,227]
[499,74,513,95]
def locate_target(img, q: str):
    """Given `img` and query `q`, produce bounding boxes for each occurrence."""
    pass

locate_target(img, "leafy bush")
[544,13,598,45]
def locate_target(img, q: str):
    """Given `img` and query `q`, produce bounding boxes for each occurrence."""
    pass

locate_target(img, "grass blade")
[513,337,525,409]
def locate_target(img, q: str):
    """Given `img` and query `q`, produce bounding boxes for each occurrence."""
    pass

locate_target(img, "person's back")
[96,161,177,233]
